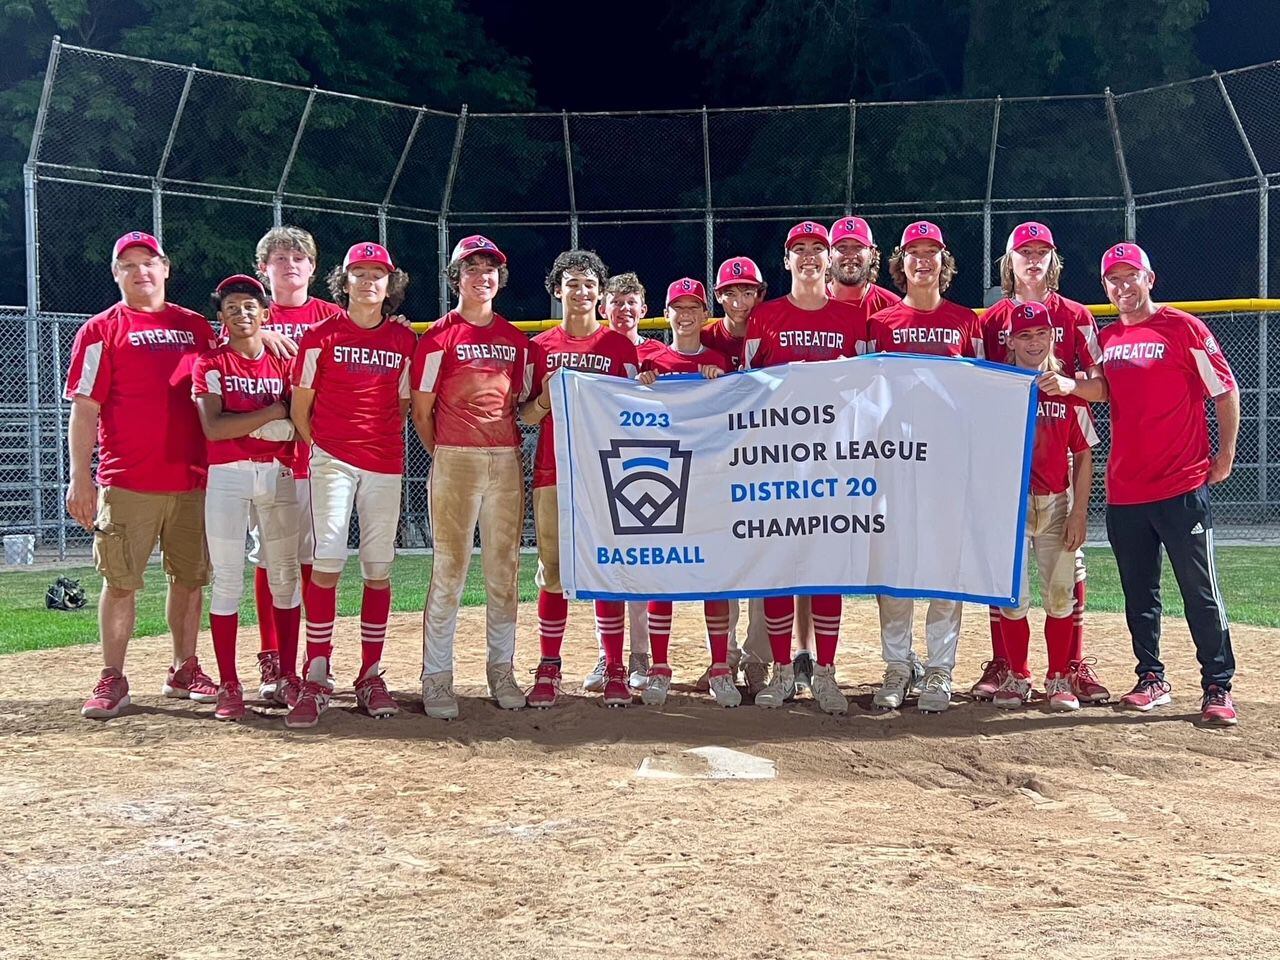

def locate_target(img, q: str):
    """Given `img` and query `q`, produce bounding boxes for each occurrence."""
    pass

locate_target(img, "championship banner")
[552,354,1037,606]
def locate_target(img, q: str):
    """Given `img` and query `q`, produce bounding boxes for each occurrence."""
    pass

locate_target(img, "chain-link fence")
[8,39,1280,555]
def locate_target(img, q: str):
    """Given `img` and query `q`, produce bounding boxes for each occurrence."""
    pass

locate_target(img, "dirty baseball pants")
[1106,485,1234,692]
[999,491,1077,677]
[422,446,524,675]
[877,596,962,672]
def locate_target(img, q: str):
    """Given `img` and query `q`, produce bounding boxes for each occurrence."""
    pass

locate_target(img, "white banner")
[552,354,1037,606]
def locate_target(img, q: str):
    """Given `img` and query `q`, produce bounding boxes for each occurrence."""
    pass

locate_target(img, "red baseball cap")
[343,242,395,272]
[1100,242,1152,276]
[715,256,764,291]
[450,234,507,265]
[900,221,946,250]
[666,277,708,308]
[215,274,267,297]
[830,217,874,247]
[1008,300,1052,336]
[1006,221,1056,253]
[785,221,830,249]
[112,230,164,261]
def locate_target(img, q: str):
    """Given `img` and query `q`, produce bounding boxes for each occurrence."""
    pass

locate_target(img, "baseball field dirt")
[2,599,1277,959]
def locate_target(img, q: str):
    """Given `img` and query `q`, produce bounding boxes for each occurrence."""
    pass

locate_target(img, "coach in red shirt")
[66,231,220,719]
[1097,243,1240,725]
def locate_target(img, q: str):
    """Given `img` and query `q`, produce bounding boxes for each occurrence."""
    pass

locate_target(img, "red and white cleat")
[1044,672,1081,712]
[602,663,633,708]
[214,680,246,721]
[1069,657,1110,704]
[527,662,563,709]
[257,650,282,701]
[354,664,399,719]
[970,658,1009,701]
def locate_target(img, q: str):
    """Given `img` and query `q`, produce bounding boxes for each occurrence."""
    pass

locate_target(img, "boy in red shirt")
[827,216,898,321]
[192,275,302,720]
[287,242,416,728]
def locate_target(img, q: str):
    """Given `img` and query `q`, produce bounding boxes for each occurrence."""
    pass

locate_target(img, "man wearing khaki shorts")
[411,235,532,718]
[66,230,220,719]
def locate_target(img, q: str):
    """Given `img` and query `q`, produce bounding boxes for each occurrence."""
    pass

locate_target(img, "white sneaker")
[873,661,913,709]
[582,654,608,692]
[992,671,1033,710]
[628,651,651,690]
[754,663,795,708]
[707,663,742,708]
[917,668,953,713]
[421,670,459,720]
[809,664,848,715]
[486,662,526,710]
[1045,672,1081,712]
[641,666,672,706]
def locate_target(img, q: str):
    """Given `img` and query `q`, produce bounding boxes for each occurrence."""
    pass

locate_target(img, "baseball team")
[64,216,1241,728]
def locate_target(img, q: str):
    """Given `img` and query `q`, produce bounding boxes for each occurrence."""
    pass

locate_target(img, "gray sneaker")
[582,654,608,692]
[628,651,651,690]
[743,662,770,699]
[872,661,914,710]
[421,670,459,720]
[809,664,848,715]
[486,662,527,710]
[755,663,796,708]
[917,668,954,714]
[641,666,672,706]
[707,664,742,708]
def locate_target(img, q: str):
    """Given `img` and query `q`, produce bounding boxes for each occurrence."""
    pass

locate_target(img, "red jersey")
[410,311,532,448]
[1029,393,1097,495]
[700,319,746,370]
[293,311,416,475]
[830,281,899,325]
[265,297,341,344]
[640,343,730,376]
[64,302,218,492]
[1097,307,1236,505]
[635,337,667,367]
[192,346,294,468]
[742,296,866,369]
[982,292,1101,376]
[529,325,638,489]
[867,299,984,358]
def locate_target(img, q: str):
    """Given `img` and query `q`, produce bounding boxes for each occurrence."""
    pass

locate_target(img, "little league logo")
[599,439,692,535]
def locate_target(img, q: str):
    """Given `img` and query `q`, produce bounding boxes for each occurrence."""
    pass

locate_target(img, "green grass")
[1,547,1276,656]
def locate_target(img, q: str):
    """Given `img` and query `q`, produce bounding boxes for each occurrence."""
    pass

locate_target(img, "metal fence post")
[437,105,468,315]
[702,106,713,293]
[153,64,196,245]
[51,317,66,558]
[380,107,425,249]
[562,110,578,249]
[845,101,857,215]
[1104,87,1136,240]
[983,97,1002,291]
[275,87,316,226]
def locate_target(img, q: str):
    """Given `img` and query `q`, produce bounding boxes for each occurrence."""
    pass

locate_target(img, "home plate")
[635,746,776,781]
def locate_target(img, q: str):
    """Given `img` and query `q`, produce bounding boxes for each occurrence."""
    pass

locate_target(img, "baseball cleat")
[1045,672,1081,712]
[163,656,218,703]
[257,650,282,702]
[992,672,1033,709]
[421,670,460,719]
[286,658,332,729]
[792,650,815,694]
[81,668,131,720]
[274,674,301,709]
[754,662,796,708]
[1119,673,1172,712]
[1069,658,1110,703]
[487,662,527,711]
[582,655,608,693]
[355,662,399,719]
[602,663,633,708]
[641,665,673,706]
[527,662,563,708]
[707,664,742,708]
[628,651,651,691]
[743,662,769,699]
[214,680,246,721]
[969,658,1009,701]
[809,664,848,715]
[872,661,914,710]
[917,668,953,713]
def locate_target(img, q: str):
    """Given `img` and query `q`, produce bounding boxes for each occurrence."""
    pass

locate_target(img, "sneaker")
[1069,658,1110,704]
[1119,672,1172,712]
[603,662,633,708]
[487,662,527,710]
[275,674,301,709]
[163,656,218,703]
[257,650,282,701]
[81,668,130,719]
[527,662,562,708]
[355,663,399,719]
[755,662,796,709]
[693,666,712,693]
[285,658,331,729]
[743,662,769,699]
[792,650,815,694]
[707,664,742,708]
[992,671,1033,710]
[214,680,245,721]
[628,651,651,690]
[1045,672,1080,712]
[582,654,608,693]
[970,658,1009,701]
[809,664,848,715]
[917,668,953,713]
[1200,685,1238,726]
[641,665,673,706]
[421,670,460,720]
[872,661,913,710]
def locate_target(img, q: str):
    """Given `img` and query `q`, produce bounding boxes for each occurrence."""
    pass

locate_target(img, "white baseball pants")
[205,460,300,616]
[309,445,402,581]
[877,596,963,672]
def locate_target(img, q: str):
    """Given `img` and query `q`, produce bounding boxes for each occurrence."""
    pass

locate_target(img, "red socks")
[1070,579,1087,663]
[210,612,238,684]
[647,601,673,665]
[704,600,730,665]
[1046,615,1074,676]
[811,594,841,667]
[254,567,278,652]
[360,584,391,677]
[595,600,625,667]
[537,590,568,660]
[999,614,1031,677]
[274,604,301,677]
[303,580,336,667]
[763,596,795,664]
[988,605,1006,661]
